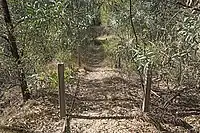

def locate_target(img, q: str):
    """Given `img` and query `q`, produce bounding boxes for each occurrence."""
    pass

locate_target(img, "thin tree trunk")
[129,0,138,45]
[0,0,30,101]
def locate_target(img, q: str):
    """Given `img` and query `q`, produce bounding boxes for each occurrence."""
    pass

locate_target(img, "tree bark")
[0,0,30,101]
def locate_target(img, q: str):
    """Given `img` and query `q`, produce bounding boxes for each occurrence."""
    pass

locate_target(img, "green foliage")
[101,0,200,88]
[55,51,73,64]
[102,36,120,66]
[27,64,78,90]
[1,0,100,83]
[2,0,200,90]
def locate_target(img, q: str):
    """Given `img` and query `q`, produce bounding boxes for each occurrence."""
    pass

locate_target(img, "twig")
[151,90,161,98]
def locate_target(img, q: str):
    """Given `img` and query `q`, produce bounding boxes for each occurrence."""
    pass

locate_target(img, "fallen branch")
[0,125,34,133]
[163,86,188,108]
[78,97,136,102]
[67,114,138,120]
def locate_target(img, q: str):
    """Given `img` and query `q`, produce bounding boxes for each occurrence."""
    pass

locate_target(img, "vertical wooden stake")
[142,64,152,112]
[77,45,81,67]
[58,63,66,118]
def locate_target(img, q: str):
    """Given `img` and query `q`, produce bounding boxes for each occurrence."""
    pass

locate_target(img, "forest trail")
[75,36,143,118]
[0,59,199,133]
[0,33,199,133]
[67,39,200,132]
[67,38,168,132]
[0,42,199,133]
[68,66,157,133]
[68,64,199,132]
[68,39,156,132]
[1,1,200,132]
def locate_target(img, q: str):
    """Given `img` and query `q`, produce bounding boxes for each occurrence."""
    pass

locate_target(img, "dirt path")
[67,67,159,133]
[66,64,200,133]
[0,65,199,133]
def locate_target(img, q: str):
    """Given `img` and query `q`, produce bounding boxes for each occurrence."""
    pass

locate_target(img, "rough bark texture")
[0,0,30,101]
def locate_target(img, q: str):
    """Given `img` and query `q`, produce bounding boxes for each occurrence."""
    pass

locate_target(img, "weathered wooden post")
[142,63,152,112]
[58,63,66,118]
[77,45,81,67]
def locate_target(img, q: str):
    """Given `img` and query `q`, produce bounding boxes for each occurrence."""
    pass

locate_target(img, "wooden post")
[77,45,81,67]
[58,64,66,118]
[142,64,152,112]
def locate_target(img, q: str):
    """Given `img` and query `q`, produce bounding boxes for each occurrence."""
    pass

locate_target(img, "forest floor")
[0,65,200,133]
[0,35,200,132]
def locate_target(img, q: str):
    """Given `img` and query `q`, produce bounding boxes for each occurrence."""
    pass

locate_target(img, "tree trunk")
[0,0,30,101]
[142,64,152,112]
